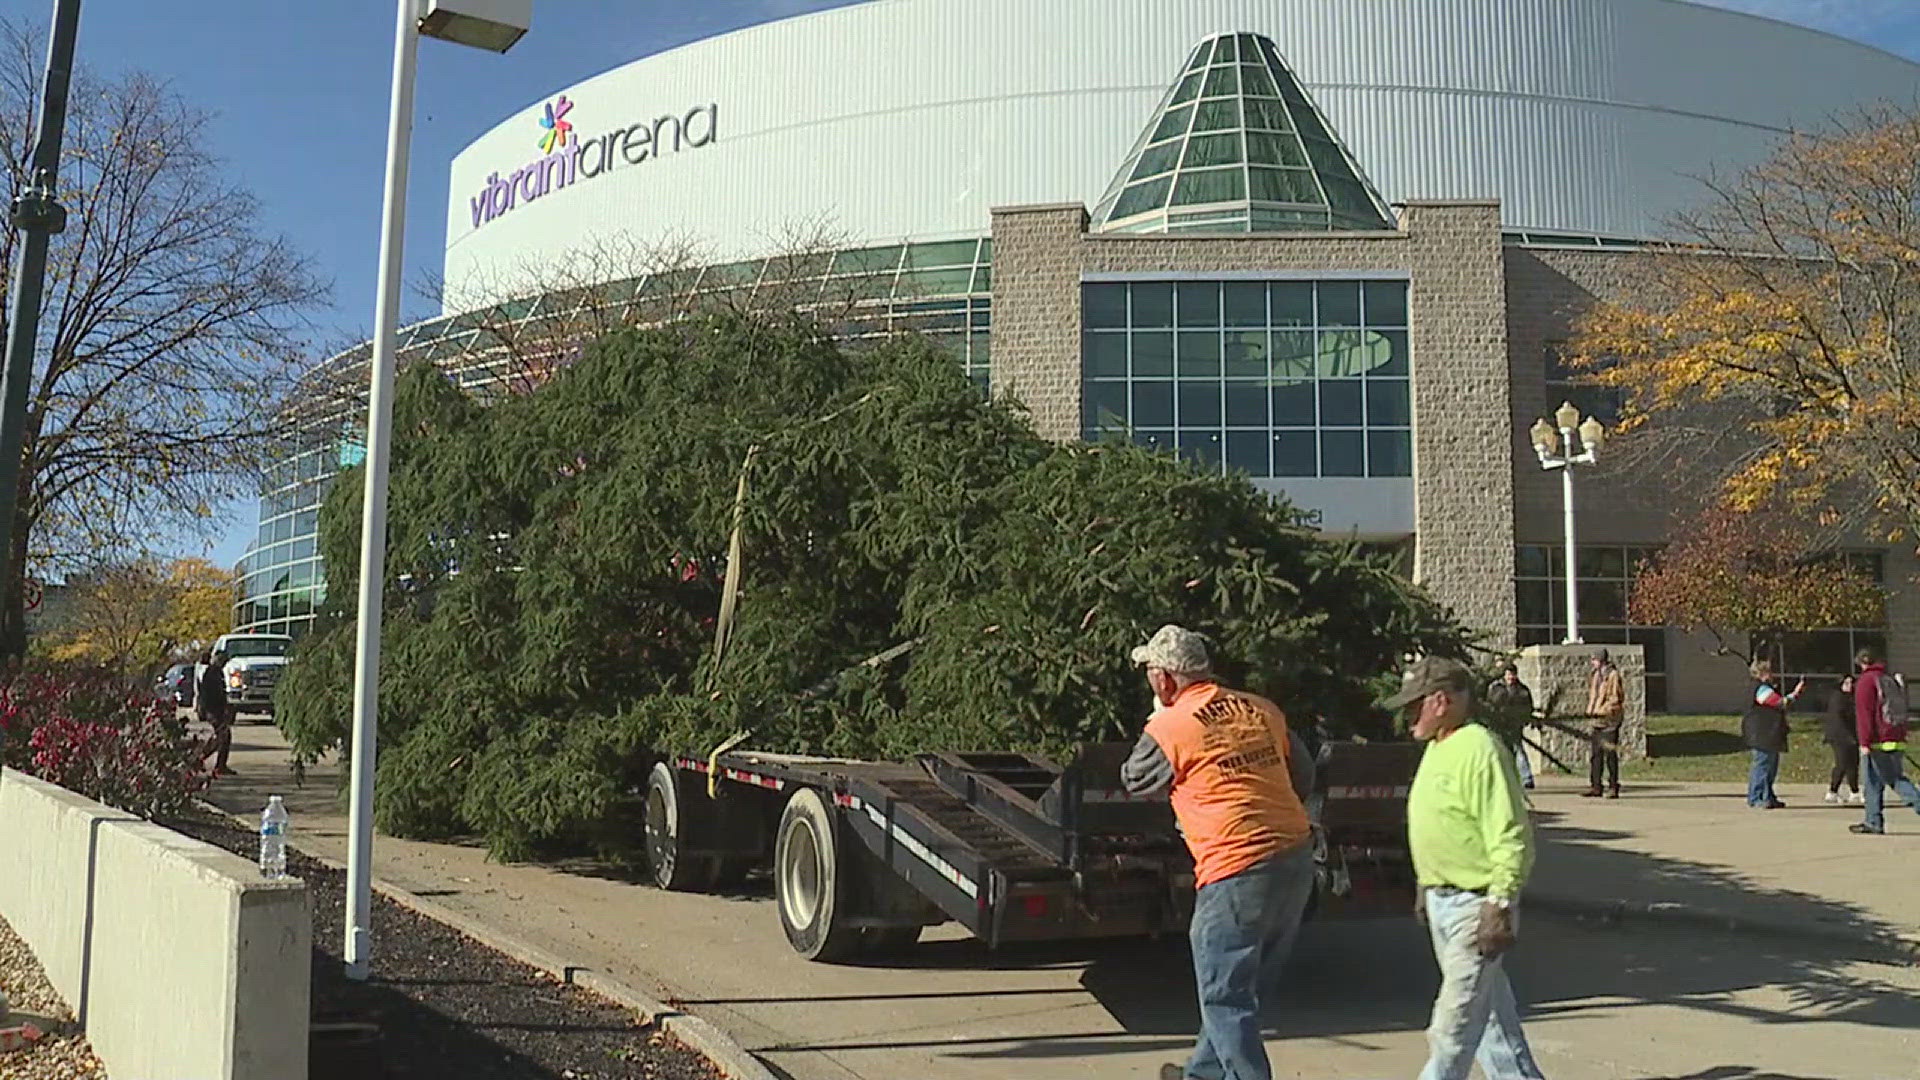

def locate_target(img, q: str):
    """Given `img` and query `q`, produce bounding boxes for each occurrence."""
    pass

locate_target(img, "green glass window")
[1177,332,1222,376]
[1366,379,1411,426]
[1131,283,1174,327]
[1085,332,1128,377]
[1364,280,1408,325]
[1241,64,1279,98]
[1152,105,1195,143]
[1245,132,1307,167]
[1182,132,1243,169]
[1249,167,1321,204]
[1132,141,1183,181]
[905,239,979,268]
[1192,99,1241,133]
[1170,71,1204,106]
[1222,282,1267,327]
[1223,331,1268,376]
[1172,167,1246,206]
[1176,283,1220,326]
[1367,430,1412,477]
[1084,284,1128,328]
[1132,331,1174,376]
[1215,36,1239,62]
[1112,176,1173,220]
[1203,66,1240,97]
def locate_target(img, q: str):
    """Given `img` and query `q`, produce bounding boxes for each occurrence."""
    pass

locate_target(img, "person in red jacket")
[1850,647,1920,835]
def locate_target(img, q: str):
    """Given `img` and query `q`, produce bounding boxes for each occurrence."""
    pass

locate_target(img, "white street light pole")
[1529,403,1606,646]
[346,0,529,984]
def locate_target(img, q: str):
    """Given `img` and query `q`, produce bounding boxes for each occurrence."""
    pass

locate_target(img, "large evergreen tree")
[279,314,1472,858]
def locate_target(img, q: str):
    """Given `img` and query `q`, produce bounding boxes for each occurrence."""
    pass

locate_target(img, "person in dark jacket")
[1485,664,1536,789]
[1742,659,1803,809]
[1822,676,1862,805]
[195,649,234,777]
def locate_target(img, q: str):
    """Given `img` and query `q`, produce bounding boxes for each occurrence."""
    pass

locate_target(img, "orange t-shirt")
[1145,681,1311,887]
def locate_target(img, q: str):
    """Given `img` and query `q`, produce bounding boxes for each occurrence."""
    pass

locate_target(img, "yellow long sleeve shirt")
[1407,722,1534,901]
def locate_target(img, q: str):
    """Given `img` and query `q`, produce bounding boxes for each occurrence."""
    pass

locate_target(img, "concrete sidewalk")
[199,722,1920,1080]
[1522,774,1920,956]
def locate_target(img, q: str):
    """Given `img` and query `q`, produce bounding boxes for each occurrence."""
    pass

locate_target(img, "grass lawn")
[1626,714,1842,785]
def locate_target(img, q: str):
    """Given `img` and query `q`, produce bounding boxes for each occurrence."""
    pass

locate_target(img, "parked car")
[155,663,195,708]
[212,633,292,719]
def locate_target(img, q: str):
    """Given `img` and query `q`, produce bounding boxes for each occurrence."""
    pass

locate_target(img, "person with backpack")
[1850,646,1920,835]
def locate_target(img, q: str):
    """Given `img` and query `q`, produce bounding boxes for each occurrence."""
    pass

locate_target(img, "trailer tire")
[645,761,717,892]
[775,788,862,961]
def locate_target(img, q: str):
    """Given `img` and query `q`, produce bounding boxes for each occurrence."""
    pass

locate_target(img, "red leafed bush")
[2,662,207,818]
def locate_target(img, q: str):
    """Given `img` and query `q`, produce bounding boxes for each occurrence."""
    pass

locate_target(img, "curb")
[1525,890,1920,962]
[197,801,775,1080]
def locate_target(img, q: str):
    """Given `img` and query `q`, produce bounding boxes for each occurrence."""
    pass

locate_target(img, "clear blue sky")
[30,0,1920,569]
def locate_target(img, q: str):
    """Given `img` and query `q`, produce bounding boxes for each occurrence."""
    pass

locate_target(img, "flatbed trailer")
[641,739,1420,961]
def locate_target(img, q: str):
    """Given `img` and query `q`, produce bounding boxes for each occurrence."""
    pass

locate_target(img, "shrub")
[2,661,208,818]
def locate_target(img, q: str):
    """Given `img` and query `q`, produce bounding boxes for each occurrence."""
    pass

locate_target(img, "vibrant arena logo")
[469,97,718,230]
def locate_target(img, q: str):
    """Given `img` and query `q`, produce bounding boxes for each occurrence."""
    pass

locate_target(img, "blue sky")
[31,0,1920,569]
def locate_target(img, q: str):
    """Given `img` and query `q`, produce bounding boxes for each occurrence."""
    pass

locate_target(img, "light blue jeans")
[1747,748,1781,807]
[1183,843,1315,1080]
[1863,749,1920,830]
[1419,888,1547,1080]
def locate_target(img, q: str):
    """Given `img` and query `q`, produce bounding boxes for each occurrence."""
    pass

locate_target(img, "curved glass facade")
[234,238,994,637]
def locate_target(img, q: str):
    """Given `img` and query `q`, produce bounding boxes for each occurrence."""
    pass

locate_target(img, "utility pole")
[0,0,83,655]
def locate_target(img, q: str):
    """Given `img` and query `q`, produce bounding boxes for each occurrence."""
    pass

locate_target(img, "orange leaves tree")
[1571,105,1920,538]
[1628,505,1884,665]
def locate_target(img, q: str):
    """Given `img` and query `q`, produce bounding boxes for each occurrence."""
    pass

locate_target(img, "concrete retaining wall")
[0,769,309,1080]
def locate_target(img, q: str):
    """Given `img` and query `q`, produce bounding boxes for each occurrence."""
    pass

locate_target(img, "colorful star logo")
[538,96,573,155]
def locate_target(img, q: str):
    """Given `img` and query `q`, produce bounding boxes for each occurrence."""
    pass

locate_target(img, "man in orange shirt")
[1120,624,1315,1080]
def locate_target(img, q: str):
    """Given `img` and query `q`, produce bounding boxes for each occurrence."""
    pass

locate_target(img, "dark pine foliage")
[278,314,1473,858]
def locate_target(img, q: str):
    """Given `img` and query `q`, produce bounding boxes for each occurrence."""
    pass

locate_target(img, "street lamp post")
[345,0,529,983]
[1528,402,1606,645]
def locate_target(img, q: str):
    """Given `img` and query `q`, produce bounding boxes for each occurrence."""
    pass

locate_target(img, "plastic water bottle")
[259,795,290,879]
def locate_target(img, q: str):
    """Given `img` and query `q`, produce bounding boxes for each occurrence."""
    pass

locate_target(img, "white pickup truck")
[210,632,292,717]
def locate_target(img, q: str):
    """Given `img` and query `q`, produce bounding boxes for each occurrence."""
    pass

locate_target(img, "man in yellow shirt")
[1387,657,1546,1080]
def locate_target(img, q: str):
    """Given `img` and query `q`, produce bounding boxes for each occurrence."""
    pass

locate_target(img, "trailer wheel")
[775,788,862,961]
[645,761,716,892]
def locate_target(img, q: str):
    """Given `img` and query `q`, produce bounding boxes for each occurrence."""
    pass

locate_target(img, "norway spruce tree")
[278,313,1472,858]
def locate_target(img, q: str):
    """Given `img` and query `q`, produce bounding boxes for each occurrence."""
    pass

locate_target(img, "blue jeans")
[1183,843,1315,1080]
[1747,749,1781,806]
[1420,889,1546,1080]
[1862,749,1920,830]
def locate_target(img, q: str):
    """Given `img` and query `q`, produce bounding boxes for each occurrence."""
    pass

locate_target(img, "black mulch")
[166,809,723,1080]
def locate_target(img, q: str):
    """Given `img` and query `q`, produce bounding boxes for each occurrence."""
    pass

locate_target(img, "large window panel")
[1080,278,1410,481]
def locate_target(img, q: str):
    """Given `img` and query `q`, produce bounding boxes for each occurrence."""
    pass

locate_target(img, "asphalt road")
[202,724,1920,1080]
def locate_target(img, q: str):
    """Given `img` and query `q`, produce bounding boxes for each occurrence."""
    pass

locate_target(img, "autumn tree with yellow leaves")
[0,23,324,659]
[1571,105,1920,540]
[40,557,234,672]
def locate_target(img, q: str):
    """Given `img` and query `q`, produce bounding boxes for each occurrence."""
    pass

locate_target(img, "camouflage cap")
[1383,656,1475,709]
[1128,624,1212,674]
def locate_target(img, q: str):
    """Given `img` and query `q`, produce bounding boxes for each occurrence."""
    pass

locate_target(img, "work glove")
[1475,902,1516,958]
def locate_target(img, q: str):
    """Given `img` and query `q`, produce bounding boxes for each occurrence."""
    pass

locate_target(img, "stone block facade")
[989,200,1517,640]
[1515,644,1647,770]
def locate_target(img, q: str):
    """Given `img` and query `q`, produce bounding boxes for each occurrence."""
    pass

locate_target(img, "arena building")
[238,0,1920,712]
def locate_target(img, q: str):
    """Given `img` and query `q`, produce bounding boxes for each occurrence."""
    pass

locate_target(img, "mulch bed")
[166,810,722,1080]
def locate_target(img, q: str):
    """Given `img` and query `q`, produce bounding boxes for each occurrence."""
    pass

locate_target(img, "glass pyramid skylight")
[1089,32,1394,234]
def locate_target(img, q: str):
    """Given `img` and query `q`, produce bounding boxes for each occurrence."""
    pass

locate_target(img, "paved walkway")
[201,722,1920,1080]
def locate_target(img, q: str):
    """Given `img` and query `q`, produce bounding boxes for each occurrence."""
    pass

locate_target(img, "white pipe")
[345,0,422,983]
[1560,427,1581,645]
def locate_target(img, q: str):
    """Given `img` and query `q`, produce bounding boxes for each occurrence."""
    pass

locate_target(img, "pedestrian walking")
[1850,647,1920,835]
[1822,675,1863,805]
[1583,650,1624,798]
[1119,624,1315,1080]
[1486,664,1536,789]
[1741,659,1802,809]
[1389,656,1546,1080]
[196,648,235,777]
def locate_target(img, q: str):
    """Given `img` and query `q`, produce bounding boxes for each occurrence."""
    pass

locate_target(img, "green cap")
[1383,656,1475,709]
